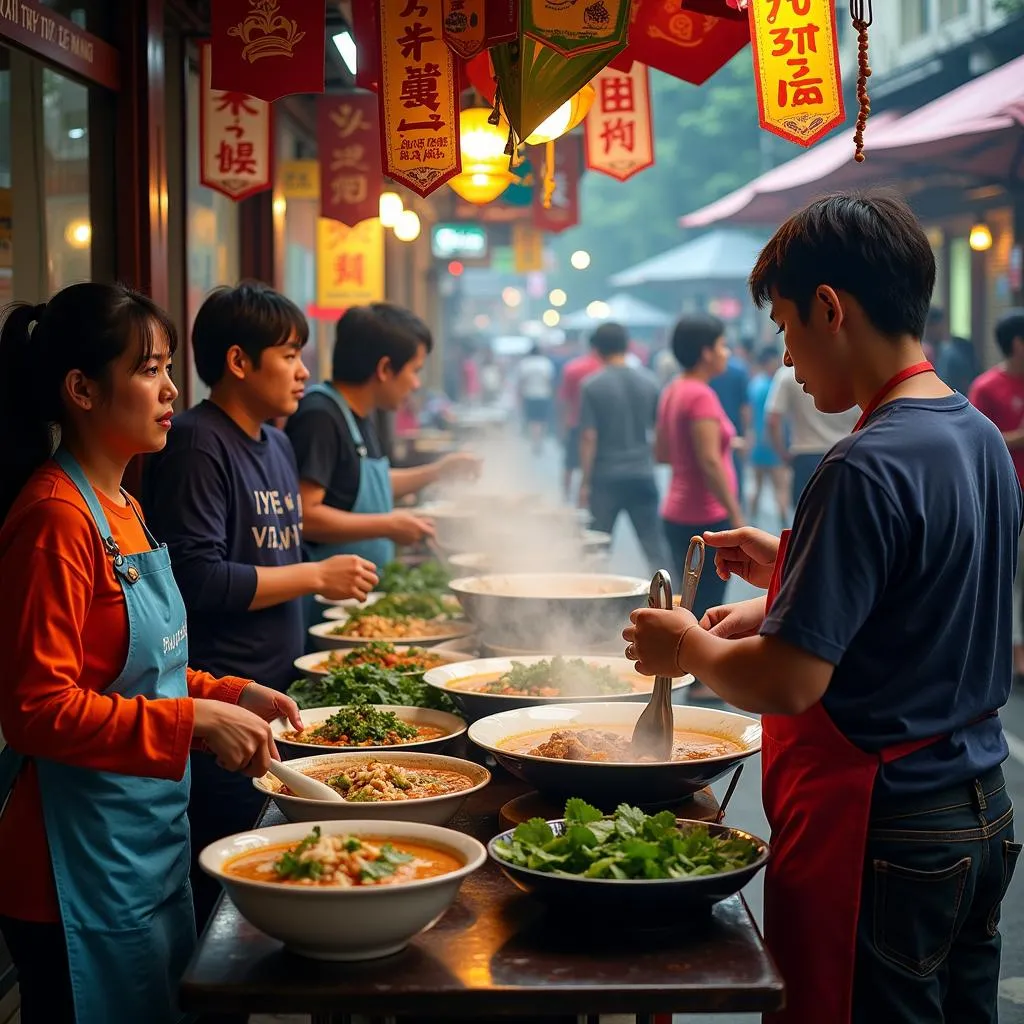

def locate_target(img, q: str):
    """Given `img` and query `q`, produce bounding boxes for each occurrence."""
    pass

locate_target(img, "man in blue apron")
[286,302,479,604]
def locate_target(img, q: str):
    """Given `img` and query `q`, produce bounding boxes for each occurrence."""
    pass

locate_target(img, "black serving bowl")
[488,818,770,921]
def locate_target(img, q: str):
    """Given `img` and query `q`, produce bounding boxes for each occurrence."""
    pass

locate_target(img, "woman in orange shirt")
[0,284,302,1024]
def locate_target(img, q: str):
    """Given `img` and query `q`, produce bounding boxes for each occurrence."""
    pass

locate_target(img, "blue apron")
[0,449,195,1024]
[305,382,395,572]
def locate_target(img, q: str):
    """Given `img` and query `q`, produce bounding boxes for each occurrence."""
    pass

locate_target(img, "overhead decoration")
[513,222,544,272]
[210,0,324,101]
[448,107,516,204]
[318,93,383,226]
[849,0,873,162]
[442,0,487,58]
[198,41,273,202]
[748,0,845,147]
[609,0,749,85]
[584,62,654,182]
[378,0,462,197]
[523,0,632,57]
[532,135,581,233]
[316,217,386,312]
[484,0,521,44]
[351,0,381,91]
[681,0,748,21]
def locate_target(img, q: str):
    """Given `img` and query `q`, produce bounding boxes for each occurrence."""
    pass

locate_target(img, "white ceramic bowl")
[199,819,486,961]
[273,704,467,757]
[468,702,762,808]
[308,619,477,650]
[253,751,491,824]
[424,655,693,722]
[314,591,385,608]
[293,646,474,682]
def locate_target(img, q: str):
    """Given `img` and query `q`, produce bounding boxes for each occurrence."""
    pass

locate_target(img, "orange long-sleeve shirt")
[0,462,251,921]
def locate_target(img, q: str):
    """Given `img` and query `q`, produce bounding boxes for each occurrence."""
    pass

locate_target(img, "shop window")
[901,0,932,40]
[186,64,240,404]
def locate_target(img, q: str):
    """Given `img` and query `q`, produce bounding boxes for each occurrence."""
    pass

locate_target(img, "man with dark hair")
[144,281,378,933]
[286,302,478,578]
[970,307,1024,681]
[626,191,1020,1024]
[579,321,669,574]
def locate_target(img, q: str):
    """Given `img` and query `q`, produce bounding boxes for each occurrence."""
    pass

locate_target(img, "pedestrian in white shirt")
[517,344,556,454]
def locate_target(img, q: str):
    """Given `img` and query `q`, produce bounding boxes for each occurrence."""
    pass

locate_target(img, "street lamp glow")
[542,309,561,327]
[473,314,491,329]
[969,222,993,252]
[570,249,591,270]
[502,287,522,308]
[549,288,567,307]
[393,209,421,242]
[586,300,610,320]
[379,191,403,228]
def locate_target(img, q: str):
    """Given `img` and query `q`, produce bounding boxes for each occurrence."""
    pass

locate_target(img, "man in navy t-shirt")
[625,190,1021,1024]
[144,282,377,930]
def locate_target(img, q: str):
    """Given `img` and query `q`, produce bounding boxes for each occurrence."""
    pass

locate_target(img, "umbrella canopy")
[608,229,768,288]
[559,293,673,331]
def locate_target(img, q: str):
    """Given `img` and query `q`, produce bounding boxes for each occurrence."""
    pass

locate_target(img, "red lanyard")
[852,361,935,433]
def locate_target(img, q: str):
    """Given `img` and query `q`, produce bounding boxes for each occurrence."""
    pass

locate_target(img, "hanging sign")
[609,0,749,85]
[318,93,383,227]
[352,0,381,91]
[442,0,487,58]
[584,62,654,182]
[280,160,320,199]
[682,0,748,21]
[513,223,544,272]
[748,0,845,146]
[532,136,580,234]
[378,0,462,197]
[199,42,272,202]
[524,0,631,57]
[316,218,386,312]
[210,0,324,102]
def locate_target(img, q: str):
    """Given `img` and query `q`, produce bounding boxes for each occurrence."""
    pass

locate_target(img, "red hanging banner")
[318,93,383,227]
[352,0,382,91]
[484,0,520,44]
[610,0,750,84]
[199,41,273,202]
[442,0,487,58]
[210,0,325,102]
[584,62,654,182]
[378,0,462,198]
[681,0,749,21]
[532,136,581,234]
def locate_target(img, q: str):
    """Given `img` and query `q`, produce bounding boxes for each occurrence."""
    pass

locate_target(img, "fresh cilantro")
[358,843,415,882]
[273,826,324,881]
[287,663,456,714]
[313,704,417,744]
[492,801,761,880]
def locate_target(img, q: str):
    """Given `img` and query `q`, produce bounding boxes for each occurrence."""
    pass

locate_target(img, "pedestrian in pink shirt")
[968,308,1024,679]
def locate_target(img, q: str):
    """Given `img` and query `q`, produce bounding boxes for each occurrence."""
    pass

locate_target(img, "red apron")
[762,362,941,1024]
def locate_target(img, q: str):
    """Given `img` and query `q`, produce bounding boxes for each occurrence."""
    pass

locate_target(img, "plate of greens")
[489,799,769,916]
[286,664,459,714]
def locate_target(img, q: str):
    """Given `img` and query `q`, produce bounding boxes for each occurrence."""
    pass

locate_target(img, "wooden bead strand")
[850,0,873,162]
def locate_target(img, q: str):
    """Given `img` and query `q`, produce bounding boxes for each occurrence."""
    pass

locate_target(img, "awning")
[559,293,673,331]
[680,53,1024,229]
[608,229,768,287]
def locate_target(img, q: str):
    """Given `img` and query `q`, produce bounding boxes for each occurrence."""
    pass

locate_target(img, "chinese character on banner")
[524,0,630,56]
[532,136,580,234]
[316,218,386,312]
[211,0,325,102]
[318,94,383,227]
[199,42,272,202]
[748,0,844,146]
[280,160,320,199]
[584,63,654,182]
[608,0,750,86]
[378,0,461,197]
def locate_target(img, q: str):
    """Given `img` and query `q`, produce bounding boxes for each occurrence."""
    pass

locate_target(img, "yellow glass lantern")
[448,107,515,205]
[524,84,595,146]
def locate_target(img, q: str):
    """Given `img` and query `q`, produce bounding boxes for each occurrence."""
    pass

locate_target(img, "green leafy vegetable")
[287,663,456,713]
[313,704,417,744]
[358,843,415,881]
[273,826,324,881]
[484,656,631,696]
[344,592,453,624]
[492,800,761,880]
[377,560,450,595]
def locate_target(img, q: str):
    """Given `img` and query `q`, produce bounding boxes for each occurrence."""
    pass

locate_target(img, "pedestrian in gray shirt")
[578,322,671,575]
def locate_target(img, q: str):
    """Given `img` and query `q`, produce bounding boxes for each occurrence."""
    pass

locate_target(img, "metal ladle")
[630,538,706,761]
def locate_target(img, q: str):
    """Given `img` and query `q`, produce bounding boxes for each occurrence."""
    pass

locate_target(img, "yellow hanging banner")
[315,217,385,313]
[748,0,845,147]
[280,160,320,199]
[513,223,544,273]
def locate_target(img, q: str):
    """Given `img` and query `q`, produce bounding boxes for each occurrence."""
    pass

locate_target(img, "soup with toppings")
[499,726,744,763]
[277,761,473,802]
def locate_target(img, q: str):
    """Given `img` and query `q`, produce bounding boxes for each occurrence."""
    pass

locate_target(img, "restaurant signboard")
[584,62,654,182]
[378,0,462,198]
[318,93,383,227]
[199,42,273,202]
[748,0,844,147]
[316,217,386,313]
[532,136,580,234]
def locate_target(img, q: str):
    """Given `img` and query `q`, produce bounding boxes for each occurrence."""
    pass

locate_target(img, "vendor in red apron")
[0,284,301,1024]
[624,191,1021,1024]
[286,302,480,619]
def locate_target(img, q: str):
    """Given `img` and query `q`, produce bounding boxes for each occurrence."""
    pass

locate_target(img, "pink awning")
[680,53,1024,229]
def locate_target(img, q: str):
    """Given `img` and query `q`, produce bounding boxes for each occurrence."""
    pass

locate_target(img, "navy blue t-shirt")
[143,401,305,693]
[762,394,1022,798]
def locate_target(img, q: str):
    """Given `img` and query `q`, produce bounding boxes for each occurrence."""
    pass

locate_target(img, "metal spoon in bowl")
[266,760,345,802]
[631,538,706,761]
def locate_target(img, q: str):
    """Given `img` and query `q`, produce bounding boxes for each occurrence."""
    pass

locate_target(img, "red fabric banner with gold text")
[211,0,324,101]
[532,136,581,234]
[318,93,383,227]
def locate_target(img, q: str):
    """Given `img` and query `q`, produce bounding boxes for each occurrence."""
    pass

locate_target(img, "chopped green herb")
[273,826,324,881]
[314,704,417,744]
[287,663,457,714]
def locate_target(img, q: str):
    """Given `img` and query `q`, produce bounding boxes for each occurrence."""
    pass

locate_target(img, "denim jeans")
[853,767,1019,1023]
[663,517,730,620]
[589,476,670,576]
